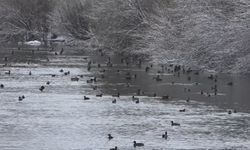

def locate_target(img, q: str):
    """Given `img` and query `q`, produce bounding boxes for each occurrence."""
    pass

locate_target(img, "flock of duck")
[0,47,237,149]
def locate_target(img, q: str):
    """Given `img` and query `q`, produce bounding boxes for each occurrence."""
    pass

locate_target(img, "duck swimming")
[162,131,168,139]
[179,109,186,112]
[110,146,117,150]
[132,96,139,101]
[133,141,144,147]
[39,86,45,92]
[96,94,103,97]
[18,95,25,101]
[171,121,180,126]
[5,70,10,75]
[162,95,169,100]
[108,134,113,140]
[71,77,79,81]
[84,96,90,100]
[112,99,117,104]
[18,97,23,101]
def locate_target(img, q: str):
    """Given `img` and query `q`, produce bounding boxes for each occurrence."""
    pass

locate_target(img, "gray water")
[0,47,250,150]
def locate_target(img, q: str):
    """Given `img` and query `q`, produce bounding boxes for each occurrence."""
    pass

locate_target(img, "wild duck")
[71,77,79,81]
[133,141,144,147]
[162,95,169,100]
[171,121,180,126]
[84,96,90,100]
[112,99,117,104]
[179,109,186,112]
[108,134,113,140]
[110,146,117,150]
[132,96,139,101]
[39,86,45,92]
[96,94,103,97]
[162,131,168,139]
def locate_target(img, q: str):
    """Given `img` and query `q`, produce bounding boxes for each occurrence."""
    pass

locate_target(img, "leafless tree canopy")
[0,0,55,42]
[0,0,250,73]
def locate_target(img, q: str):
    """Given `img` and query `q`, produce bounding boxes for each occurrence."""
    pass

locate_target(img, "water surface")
[0,47,250,150]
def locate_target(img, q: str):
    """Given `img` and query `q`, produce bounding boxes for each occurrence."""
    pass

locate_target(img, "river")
[0,47,250,150]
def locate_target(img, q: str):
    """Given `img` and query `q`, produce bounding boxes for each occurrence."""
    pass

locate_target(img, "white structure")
[24,40,42,46]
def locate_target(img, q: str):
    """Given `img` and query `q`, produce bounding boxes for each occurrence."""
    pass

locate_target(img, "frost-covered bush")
[1,0,250,73]
[0,0,55,42]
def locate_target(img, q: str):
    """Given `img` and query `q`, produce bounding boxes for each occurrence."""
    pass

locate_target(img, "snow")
[1,0,250,74]
[24,40,42,46]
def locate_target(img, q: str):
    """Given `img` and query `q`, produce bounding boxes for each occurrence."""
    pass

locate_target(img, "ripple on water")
[0,52,250,150]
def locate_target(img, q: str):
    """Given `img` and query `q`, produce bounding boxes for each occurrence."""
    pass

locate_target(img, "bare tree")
[0,0,55,43]
[51,0,94,40]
